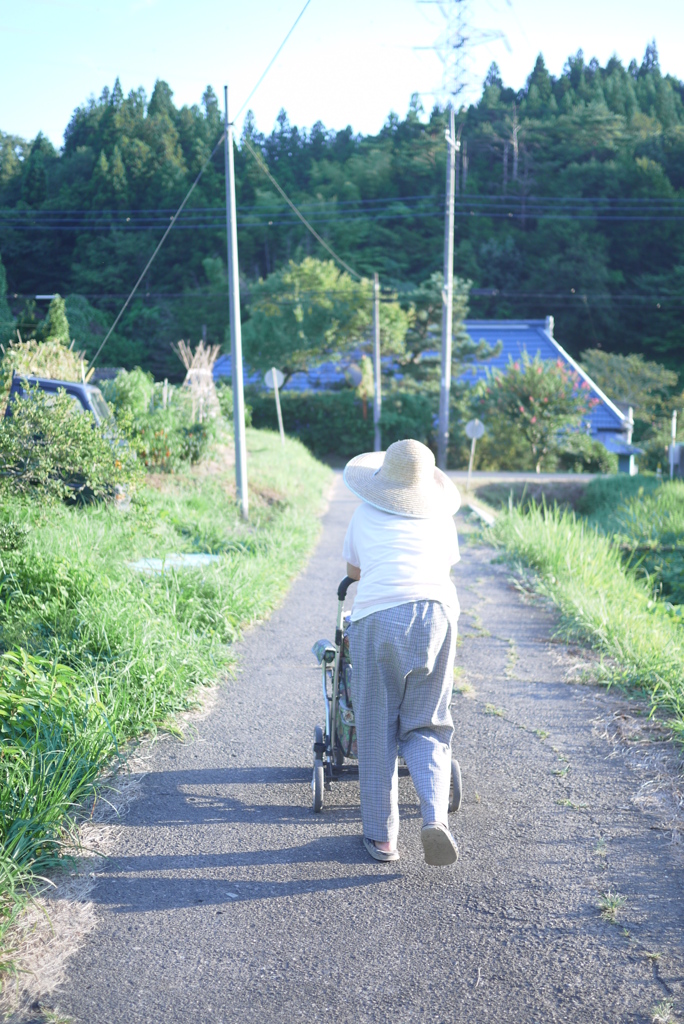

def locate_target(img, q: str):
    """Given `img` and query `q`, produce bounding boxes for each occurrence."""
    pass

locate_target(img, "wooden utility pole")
[437,107,457,471]
[373,272,382,452]
[224,86,248,519]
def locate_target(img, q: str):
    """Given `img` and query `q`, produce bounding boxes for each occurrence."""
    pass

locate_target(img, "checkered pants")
[348,601,456,845]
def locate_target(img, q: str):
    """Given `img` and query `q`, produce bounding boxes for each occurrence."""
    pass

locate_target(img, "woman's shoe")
[421,822,459,865]
[363,837,399,862]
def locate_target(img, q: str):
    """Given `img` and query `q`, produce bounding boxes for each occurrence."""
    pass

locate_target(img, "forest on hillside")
[0,42,683,380]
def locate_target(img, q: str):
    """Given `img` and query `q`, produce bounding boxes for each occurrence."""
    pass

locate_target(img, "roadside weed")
[594,838,608,857]
[598,891,627,921]
[484,703,505,717]
[651,999,676,1024]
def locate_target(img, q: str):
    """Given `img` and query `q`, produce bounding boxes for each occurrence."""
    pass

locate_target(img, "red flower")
[519,405,525,413]
[530,416,537,423]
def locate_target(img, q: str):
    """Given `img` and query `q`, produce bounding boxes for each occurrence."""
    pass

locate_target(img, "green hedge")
[248,389,436,458]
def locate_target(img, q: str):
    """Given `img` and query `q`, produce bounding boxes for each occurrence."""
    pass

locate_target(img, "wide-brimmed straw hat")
[343,439,461,519]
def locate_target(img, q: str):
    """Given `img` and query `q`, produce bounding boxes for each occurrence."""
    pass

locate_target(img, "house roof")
[460,319,628,437]
[214,317,629,441]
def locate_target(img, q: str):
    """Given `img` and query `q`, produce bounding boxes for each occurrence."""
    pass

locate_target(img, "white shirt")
[342,502,460,621]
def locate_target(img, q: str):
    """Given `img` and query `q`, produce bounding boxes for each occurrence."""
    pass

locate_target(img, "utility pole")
[224,85,248,519]
[373,272,382,452]
[437,107,457,471]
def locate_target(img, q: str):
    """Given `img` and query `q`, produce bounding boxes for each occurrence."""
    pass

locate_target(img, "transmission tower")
[422,0,509,106]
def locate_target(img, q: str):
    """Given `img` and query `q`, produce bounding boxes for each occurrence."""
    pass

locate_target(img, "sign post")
[671,410,678,481]
[464,418,485,492]
[265,367,285,446]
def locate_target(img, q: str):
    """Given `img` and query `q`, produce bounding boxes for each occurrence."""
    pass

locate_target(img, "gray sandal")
[363,837,399,862]
[421,822,459,865]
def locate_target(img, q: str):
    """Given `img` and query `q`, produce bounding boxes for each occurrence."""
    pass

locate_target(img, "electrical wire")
[241,136,363,279]
[234,0,314,121]
[5,193,684,233]
[87,0,315,366]
[88,132,225,366]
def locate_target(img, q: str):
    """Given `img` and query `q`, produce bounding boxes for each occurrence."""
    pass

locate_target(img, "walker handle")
[337,576,356,602]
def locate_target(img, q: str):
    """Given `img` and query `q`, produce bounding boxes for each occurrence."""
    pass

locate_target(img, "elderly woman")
[342,438,461,866]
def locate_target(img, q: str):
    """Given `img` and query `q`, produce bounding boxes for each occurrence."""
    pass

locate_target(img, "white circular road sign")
[264,367,285,390]
[465,418,485,440]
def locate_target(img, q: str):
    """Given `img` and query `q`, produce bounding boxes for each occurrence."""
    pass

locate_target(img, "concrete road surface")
[38,475,684,1023]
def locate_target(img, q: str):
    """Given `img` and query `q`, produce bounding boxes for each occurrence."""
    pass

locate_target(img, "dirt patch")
[143,444,236,495]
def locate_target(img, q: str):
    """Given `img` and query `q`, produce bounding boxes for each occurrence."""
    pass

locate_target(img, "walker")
[311,576,462,814]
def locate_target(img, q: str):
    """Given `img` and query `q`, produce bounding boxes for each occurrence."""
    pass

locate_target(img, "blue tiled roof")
[213,318,630,444]
[460,319,627,440]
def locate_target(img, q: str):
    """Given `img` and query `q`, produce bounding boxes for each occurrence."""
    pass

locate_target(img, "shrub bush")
[473,353,598,472]
[99,366,154,419]
[0,386,141,501]
[248,388,435,458]
[102,369,219,472]
[555,432,618,474]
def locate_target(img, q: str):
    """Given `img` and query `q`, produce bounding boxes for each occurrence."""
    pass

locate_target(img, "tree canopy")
[1,43,684,378]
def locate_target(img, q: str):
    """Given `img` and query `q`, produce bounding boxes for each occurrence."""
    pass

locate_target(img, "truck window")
[88,389,114,424]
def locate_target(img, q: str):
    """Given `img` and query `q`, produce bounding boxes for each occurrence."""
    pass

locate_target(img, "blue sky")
[2,0,684,147]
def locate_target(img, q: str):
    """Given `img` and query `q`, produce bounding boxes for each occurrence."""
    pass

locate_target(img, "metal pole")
[272,366,285,446]
[224,86,248,518]
[467,436,476,492]
[373,272,382,452]
[437,107,456,471]
[671,409,677,481]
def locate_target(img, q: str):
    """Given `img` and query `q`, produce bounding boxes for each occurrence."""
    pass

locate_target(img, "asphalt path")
[44,474,684,1024]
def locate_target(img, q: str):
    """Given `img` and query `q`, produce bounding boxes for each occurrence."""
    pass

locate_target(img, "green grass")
[0,427,330,977]
[490,497,684,732]
[576,476,684,604]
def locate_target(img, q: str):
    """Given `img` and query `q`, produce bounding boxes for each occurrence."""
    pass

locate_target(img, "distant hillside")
[0,43,683,378]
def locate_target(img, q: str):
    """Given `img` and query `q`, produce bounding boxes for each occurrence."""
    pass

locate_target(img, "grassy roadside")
[488,487,684,735]
[0,428,331,978]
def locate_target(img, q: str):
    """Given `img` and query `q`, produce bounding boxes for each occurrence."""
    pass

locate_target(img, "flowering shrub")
[474,353,599,473]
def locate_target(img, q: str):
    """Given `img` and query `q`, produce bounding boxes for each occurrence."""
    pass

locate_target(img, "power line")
[234,0,314,121]
[88,133,225,366]
[6,193,684,234]
[87,0,313,367]
[242,136,364,279]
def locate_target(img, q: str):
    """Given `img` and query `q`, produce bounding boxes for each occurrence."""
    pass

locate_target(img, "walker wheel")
[449,758,462,813]
[312,759,324,813]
